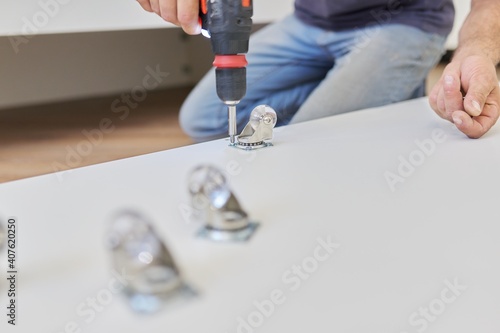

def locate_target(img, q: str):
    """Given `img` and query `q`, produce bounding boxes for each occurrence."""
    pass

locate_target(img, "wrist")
[454,41,500,66]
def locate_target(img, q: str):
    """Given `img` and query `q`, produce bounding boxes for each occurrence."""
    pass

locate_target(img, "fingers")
[452,56,500,138]
[428,63,464,122]
[436,84,447,117]
[463,74,495,118]
[136,0,200,35]
[149,0,161,16]
[428,81,440,115]
[136,0,153,12]
[429,55,500,138]
[442,74,464,119]
[158,0,178,24]
[429,78,446,119]
[176,0,201,34]
[452,101,499,138]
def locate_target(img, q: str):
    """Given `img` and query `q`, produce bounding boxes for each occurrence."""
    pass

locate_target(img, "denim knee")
[179,92,227,142]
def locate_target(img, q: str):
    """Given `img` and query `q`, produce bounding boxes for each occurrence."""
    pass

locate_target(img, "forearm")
[454,0,500,65]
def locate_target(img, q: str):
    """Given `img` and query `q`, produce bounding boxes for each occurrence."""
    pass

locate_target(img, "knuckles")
[177,12,196,26]
[136,0,153,12]
[161,12,179,24]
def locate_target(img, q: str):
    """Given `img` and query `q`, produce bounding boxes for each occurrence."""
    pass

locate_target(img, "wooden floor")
[1,64,499,183]
[0,87,193,183]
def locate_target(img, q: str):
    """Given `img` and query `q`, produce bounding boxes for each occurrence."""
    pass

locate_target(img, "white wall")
[0,29,196,109]
[0,0,294,36]
[447,0,471,49]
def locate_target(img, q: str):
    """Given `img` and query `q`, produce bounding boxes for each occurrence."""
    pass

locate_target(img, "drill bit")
[228,104,237,144]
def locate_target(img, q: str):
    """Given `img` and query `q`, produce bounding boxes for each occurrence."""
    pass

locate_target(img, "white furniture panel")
[0,97,499,332]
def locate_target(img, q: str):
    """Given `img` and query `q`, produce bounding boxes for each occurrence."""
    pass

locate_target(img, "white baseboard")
[0,29,213,109]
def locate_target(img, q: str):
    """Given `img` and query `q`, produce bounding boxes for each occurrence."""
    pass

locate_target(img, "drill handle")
[199,0,209,35]
[199,0,253,55]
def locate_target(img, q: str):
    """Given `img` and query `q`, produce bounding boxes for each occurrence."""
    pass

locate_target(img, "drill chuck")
[213,55,248,102]
[216,68,246,102]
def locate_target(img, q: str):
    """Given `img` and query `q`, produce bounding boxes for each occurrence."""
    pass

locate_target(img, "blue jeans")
[180,14,446,141]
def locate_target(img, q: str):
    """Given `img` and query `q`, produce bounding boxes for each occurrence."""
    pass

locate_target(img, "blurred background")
[0,0,496,183]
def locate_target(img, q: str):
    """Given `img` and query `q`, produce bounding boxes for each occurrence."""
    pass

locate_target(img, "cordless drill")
[199,0,253,143]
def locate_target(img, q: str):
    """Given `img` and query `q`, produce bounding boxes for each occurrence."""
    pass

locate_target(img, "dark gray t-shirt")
[295,0,455,36]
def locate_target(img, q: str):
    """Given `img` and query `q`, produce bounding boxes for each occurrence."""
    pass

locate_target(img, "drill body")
[200,0,253,142]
